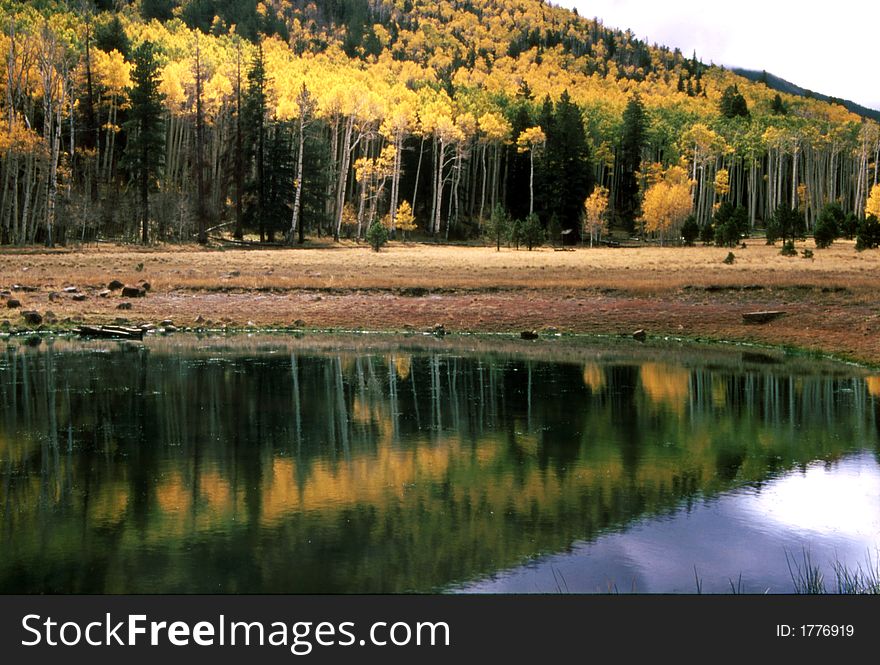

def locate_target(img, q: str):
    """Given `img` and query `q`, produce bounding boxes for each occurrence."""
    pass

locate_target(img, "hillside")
[732,67,880,123]
[0,0,878,248]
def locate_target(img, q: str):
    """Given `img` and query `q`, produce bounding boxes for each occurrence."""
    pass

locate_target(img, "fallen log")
[76,325,145,340]
[742,310,786,324]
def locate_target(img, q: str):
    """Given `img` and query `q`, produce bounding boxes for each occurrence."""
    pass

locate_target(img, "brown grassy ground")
[2,238,879,364]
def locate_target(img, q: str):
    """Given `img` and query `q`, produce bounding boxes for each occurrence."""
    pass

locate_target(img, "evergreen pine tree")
[124,41,165,244]
[506,104,533,221]
[617,93,646,231]
[299,127,331,239]
[262,122,294,241]
[539,90,591,233]
[243,43,269,240]
[94,14,130,57]
[771,93,787,115]
[720,85,749,118]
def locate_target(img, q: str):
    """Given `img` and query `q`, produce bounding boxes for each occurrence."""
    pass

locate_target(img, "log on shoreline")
[76,325,145,340]
[742,310,786,324]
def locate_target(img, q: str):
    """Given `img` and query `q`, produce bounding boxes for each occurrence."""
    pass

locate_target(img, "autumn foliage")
[0,0,877,249]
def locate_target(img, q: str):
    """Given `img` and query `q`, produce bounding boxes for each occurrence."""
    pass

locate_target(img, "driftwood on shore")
[742,310,786,324]
[76,325,145,340]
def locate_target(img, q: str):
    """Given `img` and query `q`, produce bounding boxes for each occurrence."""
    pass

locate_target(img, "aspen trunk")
[290,113,305,243]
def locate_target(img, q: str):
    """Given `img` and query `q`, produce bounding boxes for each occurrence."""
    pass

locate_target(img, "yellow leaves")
[340,203,358,228]
[455,111,477,138]
[417,89,455,135]
[516,126,545,153]
[434,113,461,142]
[372,24,391,48]
[380,95,417,140]
[204,72,233,113]
[682,123,726,163]
[355,145,396,184]
[583,185,609,238]
[582,364,605,393]
[478,112,511,144]
[0,118,44,155]
[393,355,412,381]
[714,168,730,198]
[797,183,808,213]
[640,165,693,241]
[866,184,880,219]
[160,59,190,113]
[641,161,665,188]
[393,201,417,233]
[639,363,690,414]
[91,49,132,95]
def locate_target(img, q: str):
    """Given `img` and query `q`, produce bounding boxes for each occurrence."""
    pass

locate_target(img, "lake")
[1,334,878,593]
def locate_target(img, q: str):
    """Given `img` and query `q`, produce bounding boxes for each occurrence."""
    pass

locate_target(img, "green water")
[1,336,878,593]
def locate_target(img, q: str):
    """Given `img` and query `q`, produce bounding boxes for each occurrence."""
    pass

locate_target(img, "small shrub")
[522,213,543,251]
[801,248,814,259]
[699,221,715,244]
[780,240,797,256]
[366,219,388,252]
[722,251,735,264]
[813,218,837,249]
[814,204,841,249]
[731,206,750,237]
[841,213,859,240]
[768,205,805,244]
[486,204,510,251]
[856,215,880,250]
[715,219,740,247]
[680,215,699,246]
[713,202,749,244]
[507,218,524,249]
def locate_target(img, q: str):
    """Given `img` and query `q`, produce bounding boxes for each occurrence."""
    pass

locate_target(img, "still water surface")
[1,336,878,593]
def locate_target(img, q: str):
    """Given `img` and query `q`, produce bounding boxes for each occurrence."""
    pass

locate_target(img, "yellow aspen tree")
[583,185,609,247]
[380,93,416,235]
[92,49,131,184]
[449,111,476,232]
[714,168,730,199]
[477,112,511,222]
[865,184,880,219]
[516,125,545,215]
[640,165,693,245]
[290,83,316,244]
[384,200,416,241]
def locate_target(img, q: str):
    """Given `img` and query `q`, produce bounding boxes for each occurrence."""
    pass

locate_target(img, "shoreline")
[2,241,880,366]
[3,324,877,374]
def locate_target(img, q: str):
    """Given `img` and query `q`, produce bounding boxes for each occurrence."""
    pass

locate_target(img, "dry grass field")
[2,238,880,363]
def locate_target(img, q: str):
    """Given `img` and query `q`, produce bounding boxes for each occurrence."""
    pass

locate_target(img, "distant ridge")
[732,68,880,122]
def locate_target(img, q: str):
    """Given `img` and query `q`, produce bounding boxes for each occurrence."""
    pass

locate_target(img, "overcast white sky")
[556,1,880,111]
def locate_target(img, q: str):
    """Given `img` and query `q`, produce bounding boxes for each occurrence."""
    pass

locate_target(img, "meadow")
[2,239,879,363]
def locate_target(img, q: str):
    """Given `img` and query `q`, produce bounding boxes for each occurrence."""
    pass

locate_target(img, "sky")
[556,0,880,111]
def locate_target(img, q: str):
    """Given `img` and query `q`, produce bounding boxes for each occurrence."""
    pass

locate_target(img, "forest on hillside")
[1,0,879,248]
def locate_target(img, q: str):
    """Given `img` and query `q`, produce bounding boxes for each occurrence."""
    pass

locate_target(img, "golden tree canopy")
[583,185,609,238]
[516,126,546,153]
[640,165,693,242]
[867,184,880,219]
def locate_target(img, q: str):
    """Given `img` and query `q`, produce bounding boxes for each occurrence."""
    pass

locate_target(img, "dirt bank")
[1,240,878,364]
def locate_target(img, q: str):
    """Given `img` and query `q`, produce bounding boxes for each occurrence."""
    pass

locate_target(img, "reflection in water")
[461,453,880,593]
[0,338,879,593]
